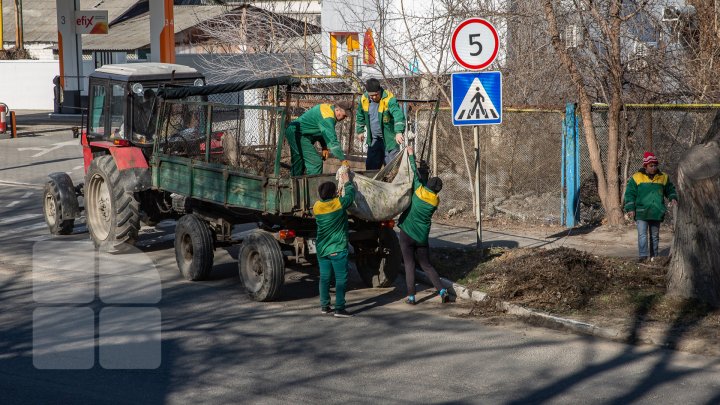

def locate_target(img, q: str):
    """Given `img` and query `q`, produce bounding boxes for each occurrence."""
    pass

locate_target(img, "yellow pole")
[330,34,337,76]
[0,0,4,48]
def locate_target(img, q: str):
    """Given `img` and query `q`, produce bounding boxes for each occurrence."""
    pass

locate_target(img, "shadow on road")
[507,297,720,404]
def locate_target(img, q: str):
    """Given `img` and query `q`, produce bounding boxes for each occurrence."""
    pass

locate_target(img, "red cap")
[643,152,658,166]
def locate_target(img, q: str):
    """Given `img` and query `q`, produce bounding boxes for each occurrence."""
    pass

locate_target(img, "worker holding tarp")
[355,78,406,170]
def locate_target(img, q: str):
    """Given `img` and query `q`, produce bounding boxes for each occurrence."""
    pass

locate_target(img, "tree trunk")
[604,2,624,226]
[604,99,624,225]
[667,128,720,306]
[542,0,624,226]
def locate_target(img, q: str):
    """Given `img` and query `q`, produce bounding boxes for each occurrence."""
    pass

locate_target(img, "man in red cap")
[623,152,678,262]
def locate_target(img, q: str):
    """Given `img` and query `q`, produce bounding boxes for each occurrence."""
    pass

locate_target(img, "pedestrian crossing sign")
[451,71,502,126]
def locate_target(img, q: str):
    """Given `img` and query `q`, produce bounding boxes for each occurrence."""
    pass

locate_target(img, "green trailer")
[149,76,401,301]
[41,64,400,302]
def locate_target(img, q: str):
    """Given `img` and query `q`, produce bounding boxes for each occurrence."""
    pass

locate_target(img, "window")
[89,84,106,135]
[110,84,126,138]
[131,88,159,142]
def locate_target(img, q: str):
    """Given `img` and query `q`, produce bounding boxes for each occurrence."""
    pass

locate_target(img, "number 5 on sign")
[451,18,499,70]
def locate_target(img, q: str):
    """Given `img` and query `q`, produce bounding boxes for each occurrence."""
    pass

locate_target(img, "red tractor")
[43,63,205,250]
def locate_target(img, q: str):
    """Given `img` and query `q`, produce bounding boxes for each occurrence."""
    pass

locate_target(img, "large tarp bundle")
[345,149,413,221]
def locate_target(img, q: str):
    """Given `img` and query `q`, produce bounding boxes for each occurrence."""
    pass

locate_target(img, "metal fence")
[580,105,717,224]
[155,77,716,228]
[428,107,564,223]
[155,99,286,176]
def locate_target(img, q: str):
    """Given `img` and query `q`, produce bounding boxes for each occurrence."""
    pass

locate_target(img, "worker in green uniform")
[285,101,352,176]
[398,145,448,305]
[624,151,678,262]
[313,171,356,318]
[355,78,406,170]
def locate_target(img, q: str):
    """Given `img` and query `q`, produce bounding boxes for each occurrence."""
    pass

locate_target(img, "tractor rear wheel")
[43,179,75,235]
[238,230,284,301]
[85,155,140,251]
[174,214,214,281]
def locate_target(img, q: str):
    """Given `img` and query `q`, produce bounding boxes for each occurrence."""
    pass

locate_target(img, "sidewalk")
[13,109,82,125]
[0,109,80,140]
[429,222,660,259]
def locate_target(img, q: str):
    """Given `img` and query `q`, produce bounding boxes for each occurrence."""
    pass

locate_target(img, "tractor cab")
[86,63,205,148]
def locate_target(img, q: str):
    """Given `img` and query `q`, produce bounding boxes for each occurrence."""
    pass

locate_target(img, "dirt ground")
[430,244,720,357]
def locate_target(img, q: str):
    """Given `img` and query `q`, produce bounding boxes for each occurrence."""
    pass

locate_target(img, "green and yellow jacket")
[312,182,356,257]
[292,104,345,160]
[623,168,677,221]
[398,155,438,245]
[355,90,406,152]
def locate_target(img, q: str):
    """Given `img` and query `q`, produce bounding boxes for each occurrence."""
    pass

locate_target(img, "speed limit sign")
[451,18,499,70]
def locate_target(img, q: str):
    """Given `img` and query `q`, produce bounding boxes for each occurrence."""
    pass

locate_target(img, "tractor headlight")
[131,82,144,95]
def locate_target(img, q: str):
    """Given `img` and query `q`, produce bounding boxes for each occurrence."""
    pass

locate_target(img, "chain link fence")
[378,76,566,224]
[155,74,716,228]
[284,77,358,165]
[155,98,286,176]
[428,107,564,223]
[580,105,717,224]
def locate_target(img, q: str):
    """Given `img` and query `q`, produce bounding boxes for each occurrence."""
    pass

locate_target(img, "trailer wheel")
[43,179,75,235]
[356,227,401,288]
[238,230,284,301]
[85,155,140,251]
[174,214,214,281]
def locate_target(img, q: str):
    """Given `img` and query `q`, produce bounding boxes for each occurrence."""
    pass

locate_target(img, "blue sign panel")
[451,71,502,126]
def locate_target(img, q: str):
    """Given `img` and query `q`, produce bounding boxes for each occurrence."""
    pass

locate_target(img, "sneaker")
[439,289,450,303]
[321,306,332,314]
[638,257,648,264]
[405,296,416,305]
[334,309,353,318]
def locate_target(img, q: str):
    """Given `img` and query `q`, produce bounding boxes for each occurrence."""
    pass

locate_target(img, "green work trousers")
[318,249,348,310]
[285,124,323,176]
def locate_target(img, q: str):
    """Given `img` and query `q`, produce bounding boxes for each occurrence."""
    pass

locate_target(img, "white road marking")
[73,166,84,170]
[24,234,53,242]
[0,213,43,225]
[18,140,79,158]
[1,222,48,236]
[5,192,36,207]
[0,180,44,189]
[22,227,248,247]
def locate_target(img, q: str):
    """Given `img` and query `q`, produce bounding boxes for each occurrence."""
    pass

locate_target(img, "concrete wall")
[0,60,59,110]
[0,43,56,60]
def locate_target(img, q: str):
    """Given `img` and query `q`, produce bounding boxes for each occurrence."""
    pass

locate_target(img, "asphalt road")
[1,117,719,404]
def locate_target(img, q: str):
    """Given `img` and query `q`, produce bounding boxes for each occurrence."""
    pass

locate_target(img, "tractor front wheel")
[43,178,75,235]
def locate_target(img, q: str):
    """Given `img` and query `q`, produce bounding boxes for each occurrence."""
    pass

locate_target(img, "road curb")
[414,269,657,346]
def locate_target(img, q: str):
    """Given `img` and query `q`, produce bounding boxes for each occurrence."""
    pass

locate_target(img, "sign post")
[450,18,501,251]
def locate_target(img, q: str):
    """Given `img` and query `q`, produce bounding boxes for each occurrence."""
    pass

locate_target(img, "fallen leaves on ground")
[432,246,720,356]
